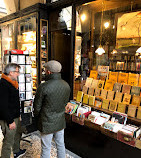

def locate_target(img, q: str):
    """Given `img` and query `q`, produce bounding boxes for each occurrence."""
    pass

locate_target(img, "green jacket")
[33,73,70,134]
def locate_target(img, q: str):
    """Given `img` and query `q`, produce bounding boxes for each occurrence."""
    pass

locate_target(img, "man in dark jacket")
[0,63,26,158]
[34,60,70,158]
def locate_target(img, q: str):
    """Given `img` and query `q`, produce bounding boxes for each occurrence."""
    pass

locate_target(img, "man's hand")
[9,122,16,130]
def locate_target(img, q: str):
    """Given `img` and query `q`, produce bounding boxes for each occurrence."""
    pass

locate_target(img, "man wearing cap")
[33,60,70,158]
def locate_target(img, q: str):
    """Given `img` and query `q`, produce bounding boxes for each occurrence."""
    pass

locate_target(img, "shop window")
[74,1,141,99]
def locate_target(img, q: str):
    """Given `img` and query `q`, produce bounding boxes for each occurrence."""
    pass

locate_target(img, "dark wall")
[51,30,71,85]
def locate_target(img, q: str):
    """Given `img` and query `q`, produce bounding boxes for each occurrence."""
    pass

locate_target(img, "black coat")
[33,73,70,134]
[0,78,20,124]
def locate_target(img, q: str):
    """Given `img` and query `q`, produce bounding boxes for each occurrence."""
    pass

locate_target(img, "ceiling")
[85,0,141,12]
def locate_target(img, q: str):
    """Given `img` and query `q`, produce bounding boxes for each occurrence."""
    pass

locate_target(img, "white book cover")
[18,74,25,83]
[19,83,25,92]
[26,65,31,73]
[11,55,18,63]
[26,92,33,100]
[26,82,32,91]
[19,65,25,73]
[18,55,25,64]
[26,56,31,64]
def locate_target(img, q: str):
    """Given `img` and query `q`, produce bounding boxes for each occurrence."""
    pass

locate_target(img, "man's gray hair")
[4,63,20,75]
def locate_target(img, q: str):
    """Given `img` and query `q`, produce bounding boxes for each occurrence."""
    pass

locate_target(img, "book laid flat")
[109,100,118,111]
[118,72,128,84]
[122,93,131,104]
[82,85,88,94]
[88,87,94,96]
[104,80,114,91]
[102,99,109,110]
[97,80,105,89]
[113,83,122,92]
[131,95,140,107]
[89,70,98,79]
[107,90,115,100]
[94,88,101,97]
[137,106,141,119]
[109,71,118,82]
[114,92,123,102]
[128,73,139,86]
[83,94,89,104]
[91,79,99,89]
[122,84,131,94]
[76,91,84,102]
[127,104,137,118]
[117,103,126,113]
[85,77,93,87]
[131,86,140,96]
[100,89,107,99]
[89,96,95,106]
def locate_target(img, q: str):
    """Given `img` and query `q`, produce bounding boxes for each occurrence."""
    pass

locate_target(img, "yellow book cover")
[117,103,126,113]
[122,93,131,104]
[139,75,141,87]
[128,73,139,86]
[94,88,101,96]
[127,104,137,117]
[89,70,98,79]
[107,90,115,100]
[114,92,123,102]
[109,71,118,82]
[104,80,114,91]
[89,96,95,106]
[97,80,105,89]
[137,106,141,119]
[100,89,107,99]
[131,95,140,107]
[83,94,89,104]
[102,99,109,110]
[91,79,99,89]
[109,100,118,111]
[88,87,94,96]
[118,72,128,84]
[85,77,93,87]
[82,85,88,94]
[76,91,83,102]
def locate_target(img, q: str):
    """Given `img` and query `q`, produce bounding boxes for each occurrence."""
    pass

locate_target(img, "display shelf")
[84,119,101,131]
[100,127,117,139]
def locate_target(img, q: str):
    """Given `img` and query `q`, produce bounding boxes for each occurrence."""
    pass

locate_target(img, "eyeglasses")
[13,71,20,74]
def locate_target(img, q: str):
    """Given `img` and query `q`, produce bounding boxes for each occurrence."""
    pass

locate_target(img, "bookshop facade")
[1,0,141,157]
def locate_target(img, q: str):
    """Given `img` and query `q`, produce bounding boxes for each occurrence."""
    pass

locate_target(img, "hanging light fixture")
[95,0,105,55]
[111,49,117,54]
[136,47,141,56]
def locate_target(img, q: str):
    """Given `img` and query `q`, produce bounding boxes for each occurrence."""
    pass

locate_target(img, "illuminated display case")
[0,4,48,91]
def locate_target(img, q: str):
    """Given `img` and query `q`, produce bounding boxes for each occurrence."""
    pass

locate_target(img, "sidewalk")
[0,130,81,158]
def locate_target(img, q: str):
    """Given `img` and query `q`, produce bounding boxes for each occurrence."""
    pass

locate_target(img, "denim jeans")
[41,129,65,158]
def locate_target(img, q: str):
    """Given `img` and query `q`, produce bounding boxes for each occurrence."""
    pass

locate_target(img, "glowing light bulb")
[81,14,86,22]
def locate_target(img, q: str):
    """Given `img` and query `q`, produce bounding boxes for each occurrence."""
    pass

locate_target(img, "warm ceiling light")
[111,49,117,54]
[136,47,141,55]
[104,22,110,29]
[81,14,86,22]
[95,45,105,55]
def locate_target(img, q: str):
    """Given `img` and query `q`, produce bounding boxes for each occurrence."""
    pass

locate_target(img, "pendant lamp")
[95,0,105,55]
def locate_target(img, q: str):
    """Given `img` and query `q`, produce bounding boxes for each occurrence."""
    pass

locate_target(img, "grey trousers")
[0,118,22,158]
